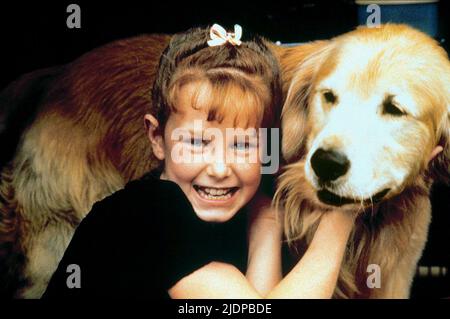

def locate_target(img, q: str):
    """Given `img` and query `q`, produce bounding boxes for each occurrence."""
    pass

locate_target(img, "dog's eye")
[383,100,406,116]
[323,90,337,104]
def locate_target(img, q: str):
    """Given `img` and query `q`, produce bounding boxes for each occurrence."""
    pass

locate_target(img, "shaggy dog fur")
[0,35,171,298]
[272,25,450,298]
[0,25,448,298]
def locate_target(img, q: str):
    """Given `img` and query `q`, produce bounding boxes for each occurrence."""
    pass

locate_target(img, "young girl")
[42,24,355,299]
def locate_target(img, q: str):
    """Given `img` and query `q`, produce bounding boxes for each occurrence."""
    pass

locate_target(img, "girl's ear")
[144,114,165,161]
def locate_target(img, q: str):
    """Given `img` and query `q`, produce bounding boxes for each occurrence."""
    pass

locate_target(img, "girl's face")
[146,84,262,222]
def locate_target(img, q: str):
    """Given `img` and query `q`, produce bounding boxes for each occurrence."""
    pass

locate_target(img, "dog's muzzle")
[317,188,391,207]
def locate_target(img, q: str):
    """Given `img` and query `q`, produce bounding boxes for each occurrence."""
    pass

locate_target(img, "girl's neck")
[159,171,168,181]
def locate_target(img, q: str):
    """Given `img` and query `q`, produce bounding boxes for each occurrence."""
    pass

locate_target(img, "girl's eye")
[234,142,248,150]
[191,138,203,147]
[233,142,256,151]
[185,138,208,147]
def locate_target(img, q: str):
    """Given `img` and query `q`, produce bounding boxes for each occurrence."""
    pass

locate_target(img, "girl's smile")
[193,185,239,201]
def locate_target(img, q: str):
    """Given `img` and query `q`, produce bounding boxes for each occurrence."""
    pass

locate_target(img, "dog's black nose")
[311,148,350,182]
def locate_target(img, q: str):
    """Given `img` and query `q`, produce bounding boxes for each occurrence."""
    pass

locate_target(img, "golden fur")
[0,25,448,298]
[273,25,450,298]
[0,35,171,297]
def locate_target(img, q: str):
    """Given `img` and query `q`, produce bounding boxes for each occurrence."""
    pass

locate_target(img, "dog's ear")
[431,64,450,183]
[432,108,450,184]
[276,41,333,162]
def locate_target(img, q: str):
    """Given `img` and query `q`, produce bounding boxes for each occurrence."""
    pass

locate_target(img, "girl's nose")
[206,162,232,179]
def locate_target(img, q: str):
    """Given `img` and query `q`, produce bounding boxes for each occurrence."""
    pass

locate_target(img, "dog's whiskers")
[356,189,365,212]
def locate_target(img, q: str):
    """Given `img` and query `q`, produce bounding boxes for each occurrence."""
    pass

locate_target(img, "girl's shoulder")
[82,171,192,230]
[126,170,185,199]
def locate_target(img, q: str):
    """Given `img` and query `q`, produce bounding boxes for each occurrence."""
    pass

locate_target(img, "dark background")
[2,0,447,89]
[0,0,449,298]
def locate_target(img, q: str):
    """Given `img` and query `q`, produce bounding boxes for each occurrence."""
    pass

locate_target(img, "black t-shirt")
[42,172,248,299]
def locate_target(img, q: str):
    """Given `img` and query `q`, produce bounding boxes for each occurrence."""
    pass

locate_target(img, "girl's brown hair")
[151,26,282,130]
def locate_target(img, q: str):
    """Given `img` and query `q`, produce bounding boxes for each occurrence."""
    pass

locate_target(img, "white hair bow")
[207,23,242,47]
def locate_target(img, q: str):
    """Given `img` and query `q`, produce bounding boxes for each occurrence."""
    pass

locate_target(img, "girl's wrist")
[309,209,355,252]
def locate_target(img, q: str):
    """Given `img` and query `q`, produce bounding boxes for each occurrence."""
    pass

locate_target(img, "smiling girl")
[42,24,355,299]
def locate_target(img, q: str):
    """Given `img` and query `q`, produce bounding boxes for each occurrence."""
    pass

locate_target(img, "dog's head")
[281,24,450,209]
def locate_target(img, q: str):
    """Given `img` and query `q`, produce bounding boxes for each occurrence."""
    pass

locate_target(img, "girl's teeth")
[196,187,235,200]
[204,188,230,196]
[203,188,230,196]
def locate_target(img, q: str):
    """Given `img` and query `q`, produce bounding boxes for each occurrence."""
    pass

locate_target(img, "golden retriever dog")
[0,24,448,298]
[273,24,450,298]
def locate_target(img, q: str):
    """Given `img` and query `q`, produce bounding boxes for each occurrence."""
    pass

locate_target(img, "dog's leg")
[19,223,75,298]
[369,196,432,299]
[371,260,415,299]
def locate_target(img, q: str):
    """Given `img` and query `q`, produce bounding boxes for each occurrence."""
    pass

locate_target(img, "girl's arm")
[245,194,283,296]
[168,209,355,299]
[267,209,354,298]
